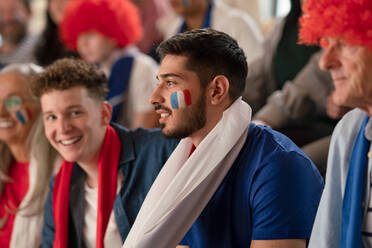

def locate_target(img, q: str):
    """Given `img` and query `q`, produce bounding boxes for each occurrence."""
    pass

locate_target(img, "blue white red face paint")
[170,89,192,109]
[3,96,31,125]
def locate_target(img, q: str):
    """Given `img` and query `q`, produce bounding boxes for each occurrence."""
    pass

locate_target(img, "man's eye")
[167,81,175,86]
[71,111,81,117]
[46,115,56,121]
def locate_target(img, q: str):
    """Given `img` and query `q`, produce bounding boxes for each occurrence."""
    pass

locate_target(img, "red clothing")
[52,125,121,248]
[189,145,196,157]
[0,161,29,248]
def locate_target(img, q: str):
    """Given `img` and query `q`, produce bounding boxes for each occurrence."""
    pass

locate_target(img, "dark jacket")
[41,124,178,247]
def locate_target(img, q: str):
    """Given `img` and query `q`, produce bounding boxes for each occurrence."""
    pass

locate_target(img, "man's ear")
[208,75,230,105]
[101,101,112,126]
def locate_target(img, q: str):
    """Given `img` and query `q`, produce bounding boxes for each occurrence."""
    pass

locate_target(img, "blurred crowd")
[0,0,366,247]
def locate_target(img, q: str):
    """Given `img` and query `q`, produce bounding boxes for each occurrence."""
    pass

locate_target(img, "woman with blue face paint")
[0,63,60,248]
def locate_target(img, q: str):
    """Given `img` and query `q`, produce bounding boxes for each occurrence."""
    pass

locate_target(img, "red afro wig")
[299,0,372,51]
[60,0,143,50]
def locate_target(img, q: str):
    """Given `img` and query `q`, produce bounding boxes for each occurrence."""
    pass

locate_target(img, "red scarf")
[52,125,121,248]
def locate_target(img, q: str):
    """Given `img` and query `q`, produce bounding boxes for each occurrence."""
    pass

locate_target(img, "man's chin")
[1,28,26,44]
[161,127,190,140]
[161,128,176,139]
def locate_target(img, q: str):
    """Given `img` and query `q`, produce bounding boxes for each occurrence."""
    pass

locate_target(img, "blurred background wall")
[26,0,292,36]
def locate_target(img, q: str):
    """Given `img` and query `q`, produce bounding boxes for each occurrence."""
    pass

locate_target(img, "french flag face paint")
[170,89,192,109]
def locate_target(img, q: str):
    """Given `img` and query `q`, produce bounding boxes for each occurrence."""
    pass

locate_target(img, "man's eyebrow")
[42,110,53,115]
[42,105,83,115]
[156,73,184,80]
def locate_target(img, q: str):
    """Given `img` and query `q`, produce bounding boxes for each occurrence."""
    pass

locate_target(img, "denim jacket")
[41,124,178,247]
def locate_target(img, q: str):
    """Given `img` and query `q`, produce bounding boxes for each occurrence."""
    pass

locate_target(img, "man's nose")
[149,85,166,106]
[319,45,341,71]
[57,117,72,133]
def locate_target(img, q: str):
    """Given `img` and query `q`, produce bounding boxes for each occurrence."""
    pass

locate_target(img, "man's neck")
[78,156,100,188]
[361,105,372,118]
[190,105,231,147]
[184,1,209,31]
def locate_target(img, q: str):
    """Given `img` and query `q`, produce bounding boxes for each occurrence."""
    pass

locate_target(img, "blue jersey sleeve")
[250,150,323,240]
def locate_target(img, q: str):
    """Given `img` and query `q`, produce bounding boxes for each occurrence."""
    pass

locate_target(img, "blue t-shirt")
[179,123,324,247]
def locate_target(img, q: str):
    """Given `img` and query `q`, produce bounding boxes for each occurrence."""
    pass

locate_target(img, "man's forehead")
[41,85,103,113]
[158,55,192,76]
[156,73,184,80]
[40,87,86,106]
[160,54,189,65]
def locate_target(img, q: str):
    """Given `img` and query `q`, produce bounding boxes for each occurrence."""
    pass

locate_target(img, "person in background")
[60,0,159,129]
[243,0,351,175]
[131,0,171,55]
[0,63,59,248]
[243,0,320,113]
[251,51,352,176]
[34,0,77,66]
[36,58,178,248]
[297,0,372,247]
[156,0,263,64]
[0,0,39,66]
[123,28,323,248]
[220,0,261,28]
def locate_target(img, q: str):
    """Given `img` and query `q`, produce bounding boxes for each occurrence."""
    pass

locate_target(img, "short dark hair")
[157,28,248,101]
[32,58,108,100]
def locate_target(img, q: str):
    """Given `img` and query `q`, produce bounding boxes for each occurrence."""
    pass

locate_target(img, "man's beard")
[0,21,26,46]
[161,91,206,139]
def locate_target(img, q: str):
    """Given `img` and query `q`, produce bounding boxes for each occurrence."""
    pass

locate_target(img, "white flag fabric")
[123,98,252,248]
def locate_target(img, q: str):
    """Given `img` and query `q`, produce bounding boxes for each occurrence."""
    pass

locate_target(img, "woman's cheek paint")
[170,89,192,109]
[15,107,32,125]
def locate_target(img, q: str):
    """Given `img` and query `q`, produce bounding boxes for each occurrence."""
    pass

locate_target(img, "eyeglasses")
[1,95,37,113]
[4,96,22,112]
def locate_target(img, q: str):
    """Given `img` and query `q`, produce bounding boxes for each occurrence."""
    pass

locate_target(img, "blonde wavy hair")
[0,63,59,215]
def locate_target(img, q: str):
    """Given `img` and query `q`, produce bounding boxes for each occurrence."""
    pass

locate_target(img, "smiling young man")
[123,28,324,248]
[32,58,178,248]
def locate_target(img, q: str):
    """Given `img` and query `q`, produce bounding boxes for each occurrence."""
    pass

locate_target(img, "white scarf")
[123,98,252,248]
